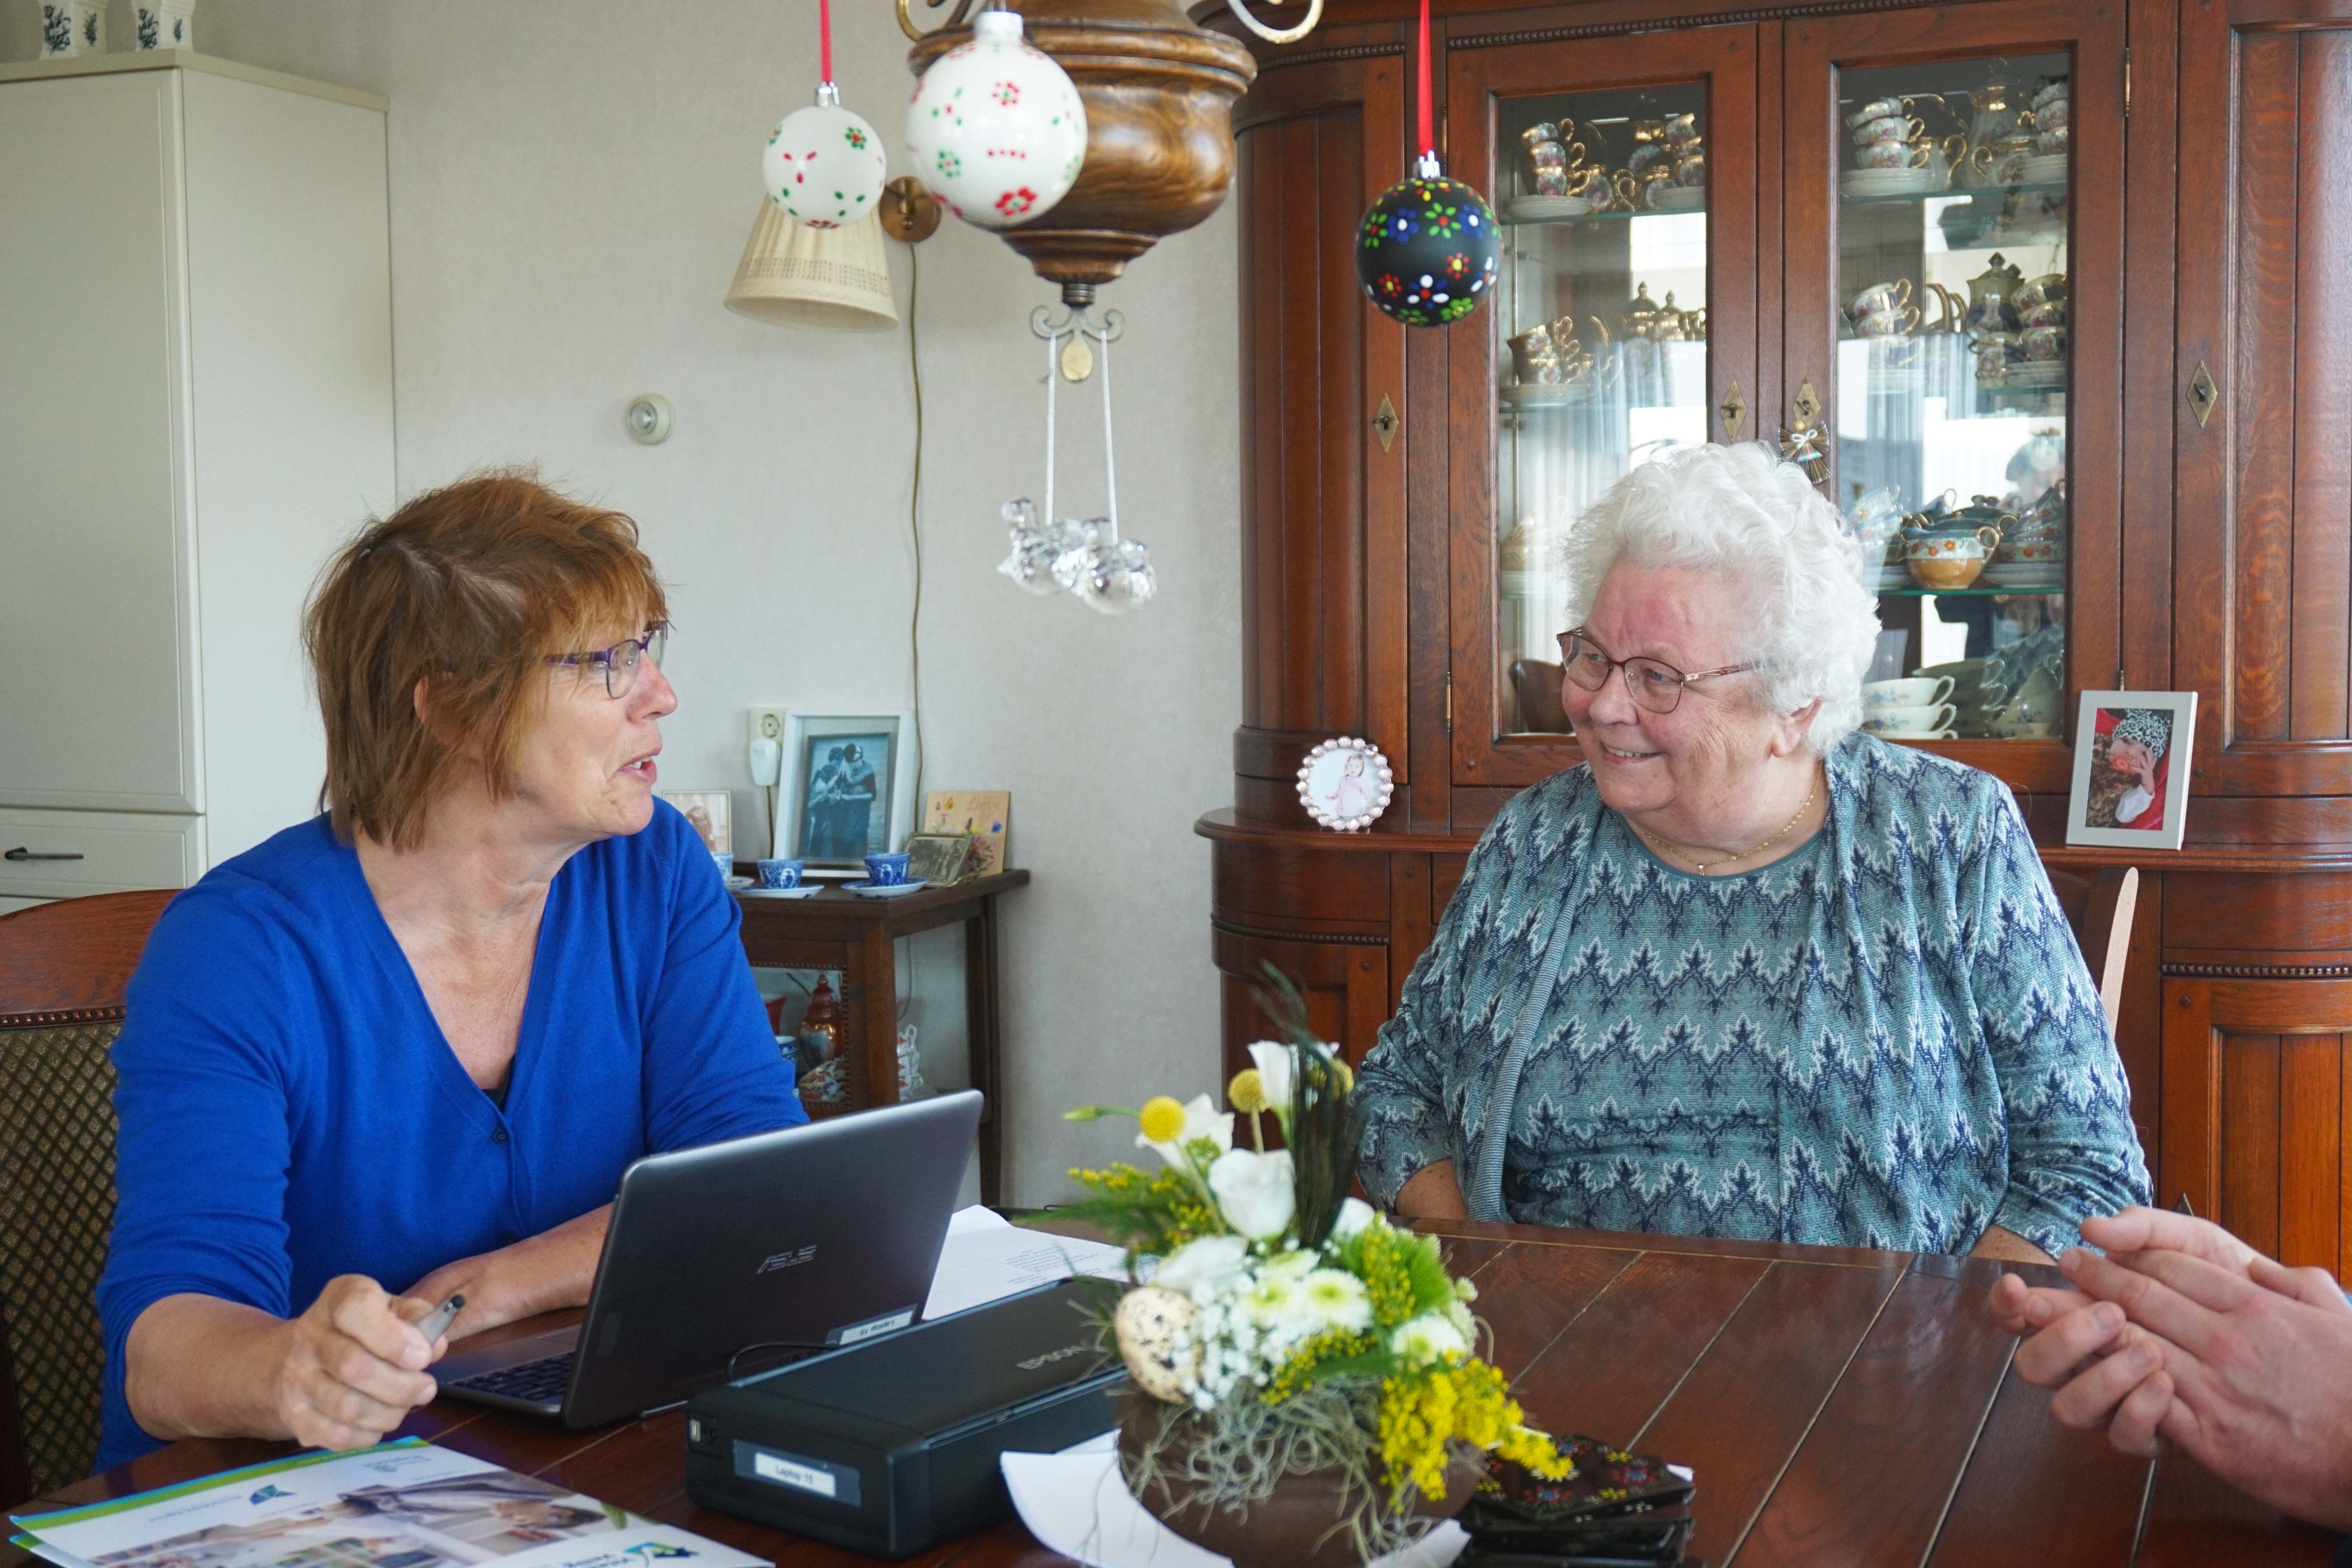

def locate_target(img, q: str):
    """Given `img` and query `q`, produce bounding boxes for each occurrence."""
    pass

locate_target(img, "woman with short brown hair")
[96,472,805,1466]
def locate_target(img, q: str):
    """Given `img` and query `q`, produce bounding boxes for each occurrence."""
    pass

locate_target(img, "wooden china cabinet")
[1196,0,2352,1274]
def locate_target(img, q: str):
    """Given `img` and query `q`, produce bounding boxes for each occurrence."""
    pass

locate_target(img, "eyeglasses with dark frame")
[547,624,669,699]
[1555,628,1760,715]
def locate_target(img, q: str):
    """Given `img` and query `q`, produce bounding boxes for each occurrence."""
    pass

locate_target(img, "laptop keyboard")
[450,1351,574,1405]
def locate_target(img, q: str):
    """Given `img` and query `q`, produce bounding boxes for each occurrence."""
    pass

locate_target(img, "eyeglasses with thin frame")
[1556,628,1759,715]
[547,624,668,699]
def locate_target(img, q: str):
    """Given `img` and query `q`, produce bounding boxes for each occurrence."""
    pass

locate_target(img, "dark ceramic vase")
[1114,1392,1481,1568]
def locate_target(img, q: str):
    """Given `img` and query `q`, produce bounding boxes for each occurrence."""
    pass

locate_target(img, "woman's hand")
[270,1278,446,1449]
[125,1279,446,1451]
[1393,1160,1471,1221]
[403,1205,612,1338]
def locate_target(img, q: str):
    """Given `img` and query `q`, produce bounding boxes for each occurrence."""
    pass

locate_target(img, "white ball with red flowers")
[902,8,1087,230]
[764,98,887,230]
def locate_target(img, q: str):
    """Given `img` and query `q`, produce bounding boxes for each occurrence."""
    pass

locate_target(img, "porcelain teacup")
[1858,138,1929,170]
[1849,278,1914,324]
[864,851,913,887]
[1845,96,1907,129]
[1864,702,1959,734]
[754,857,804,890]
[2019,323,2067,361]
[1863,675,1956,711]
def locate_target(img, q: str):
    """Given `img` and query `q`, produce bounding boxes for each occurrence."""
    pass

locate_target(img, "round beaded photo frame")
[1296,736,1395,832]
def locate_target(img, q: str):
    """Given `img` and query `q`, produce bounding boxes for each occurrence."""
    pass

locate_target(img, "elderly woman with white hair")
[1353,442,2149,1261]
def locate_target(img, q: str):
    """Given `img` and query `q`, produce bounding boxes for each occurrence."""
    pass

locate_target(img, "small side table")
[731,869,1029,1205]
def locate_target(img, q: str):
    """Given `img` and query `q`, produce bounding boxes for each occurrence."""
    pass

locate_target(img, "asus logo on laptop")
[1016,1341,1090,1372]
[757,1245,818,1274]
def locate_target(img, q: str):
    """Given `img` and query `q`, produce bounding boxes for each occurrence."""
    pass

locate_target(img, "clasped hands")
[1989,1206,2352,1531]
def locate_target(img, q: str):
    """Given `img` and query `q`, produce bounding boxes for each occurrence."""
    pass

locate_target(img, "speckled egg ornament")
[764,91,888,229]
[1356,156,1499,327]
[903,7,1087,230]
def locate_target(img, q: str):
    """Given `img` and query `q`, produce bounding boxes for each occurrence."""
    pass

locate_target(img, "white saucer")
[739,884,823,898]
[1501,380,1598,408]
[2001,361,2067,388]
[723,875,753,889]
[1647,186,1708,212]
[844,878,931,898]
[1842,168,1936,198]
[2020,153,2069,185]
[1499,194,1591,222]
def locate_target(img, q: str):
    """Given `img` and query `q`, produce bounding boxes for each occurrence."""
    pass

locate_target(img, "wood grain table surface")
[10,1221,2334,1568]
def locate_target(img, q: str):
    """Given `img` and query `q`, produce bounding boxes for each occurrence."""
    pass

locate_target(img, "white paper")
[11,1440,768,1568]
[923,1210,1130,1320]
[1000,1443,1467,1568]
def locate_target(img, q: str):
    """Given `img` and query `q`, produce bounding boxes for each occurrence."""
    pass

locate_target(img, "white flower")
[1151,1234,1250,1298]
[1207,1148,1296,1242]
[1247,1041,1295,1116]
[1136,1093,1234,1169]
[1300,1269,1372,1332]
[1330,1197,1376,1241]
[1238,1270,1305,1327]
[1259,1249,1318,1281]
[1391,1312,1468,1365]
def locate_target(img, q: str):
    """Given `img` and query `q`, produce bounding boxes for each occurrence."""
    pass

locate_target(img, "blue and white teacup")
[864,851,913,887]
[755,858,804,890]
[711,850,734,879]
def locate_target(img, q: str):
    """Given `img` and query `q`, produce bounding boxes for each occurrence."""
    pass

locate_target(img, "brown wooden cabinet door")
[2174,0,2352,818]
[1442,27,1764,791]
[1231,54,1416,825]
[1783,0,2127,797]
[2163,977,2352,1276]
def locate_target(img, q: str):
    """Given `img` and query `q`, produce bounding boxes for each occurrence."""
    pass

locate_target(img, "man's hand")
[269,1276,445,1451]
[2053,1241,2352,1528]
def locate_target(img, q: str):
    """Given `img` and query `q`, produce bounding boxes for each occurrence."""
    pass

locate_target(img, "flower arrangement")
[1057,985,1566,1564]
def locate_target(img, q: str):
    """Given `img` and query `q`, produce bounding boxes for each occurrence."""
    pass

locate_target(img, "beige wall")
[5,1,1241,1202]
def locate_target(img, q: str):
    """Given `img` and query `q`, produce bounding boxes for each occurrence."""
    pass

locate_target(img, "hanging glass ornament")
[904,8,1087,230]
[1354,0,1498,328]
[763,0,886,229]
[996,302,1154,614]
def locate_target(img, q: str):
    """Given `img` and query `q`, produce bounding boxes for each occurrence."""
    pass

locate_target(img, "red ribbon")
[820,0,834,88]
[1417,0,1434,160]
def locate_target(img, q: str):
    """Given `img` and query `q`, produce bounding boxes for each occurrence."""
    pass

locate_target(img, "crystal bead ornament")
[904,8,1088,230]
[764,85,888,230]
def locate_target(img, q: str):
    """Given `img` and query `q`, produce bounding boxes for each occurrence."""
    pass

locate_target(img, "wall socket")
[748,706,787,748]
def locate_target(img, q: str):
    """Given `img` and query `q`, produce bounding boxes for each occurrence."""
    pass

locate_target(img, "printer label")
[736,1440,860,1506]
[831,1308,915,1347]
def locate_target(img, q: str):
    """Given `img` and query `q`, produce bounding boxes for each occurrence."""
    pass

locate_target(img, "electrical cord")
[906,241,926,814]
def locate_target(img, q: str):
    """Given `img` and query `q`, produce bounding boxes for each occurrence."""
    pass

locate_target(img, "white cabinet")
[0,54,394,898]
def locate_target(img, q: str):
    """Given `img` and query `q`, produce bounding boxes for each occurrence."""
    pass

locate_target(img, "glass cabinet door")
[1447,28,1760,789]
[1785,0,2125,791]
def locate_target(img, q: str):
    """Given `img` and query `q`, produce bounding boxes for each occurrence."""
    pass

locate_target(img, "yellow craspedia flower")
[1331,1059,1355,1095]
[1229,1069,1268,1114]
[1137,1095,1189,1145]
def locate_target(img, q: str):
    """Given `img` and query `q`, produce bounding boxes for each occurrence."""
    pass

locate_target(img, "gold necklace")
[1636,771,1820,875]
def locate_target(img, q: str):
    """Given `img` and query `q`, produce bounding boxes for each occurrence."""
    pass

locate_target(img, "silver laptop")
[436,1089,981,1426]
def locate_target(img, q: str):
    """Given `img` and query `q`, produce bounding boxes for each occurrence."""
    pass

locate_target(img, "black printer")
[684,1281,1127,1560]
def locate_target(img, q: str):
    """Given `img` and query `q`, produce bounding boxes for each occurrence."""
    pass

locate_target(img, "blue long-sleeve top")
[96,801,806,1467]
[1353,735,2151,1255]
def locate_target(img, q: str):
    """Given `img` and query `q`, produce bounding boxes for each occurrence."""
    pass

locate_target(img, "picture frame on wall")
[2065,690,2198,851]
[774,711,916,871]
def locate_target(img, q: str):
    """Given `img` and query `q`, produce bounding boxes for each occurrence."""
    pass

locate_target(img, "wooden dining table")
[11,1220,2336,1568]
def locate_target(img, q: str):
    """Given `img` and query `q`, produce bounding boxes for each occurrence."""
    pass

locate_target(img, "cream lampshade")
[723,203,898,331]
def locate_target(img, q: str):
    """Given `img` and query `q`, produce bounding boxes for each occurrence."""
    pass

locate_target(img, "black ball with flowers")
[1355,173,1499,327]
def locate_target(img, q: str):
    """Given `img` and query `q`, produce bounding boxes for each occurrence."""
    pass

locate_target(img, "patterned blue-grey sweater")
[1354,734,2150,1255]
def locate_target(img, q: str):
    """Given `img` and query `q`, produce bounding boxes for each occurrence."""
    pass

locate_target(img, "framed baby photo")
[776,711,916,871]
[656,789,732,859]
[2066,691,2198,850]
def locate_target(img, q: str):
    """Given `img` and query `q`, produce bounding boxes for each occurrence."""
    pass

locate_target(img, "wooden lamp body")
[909,0,1256,301]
